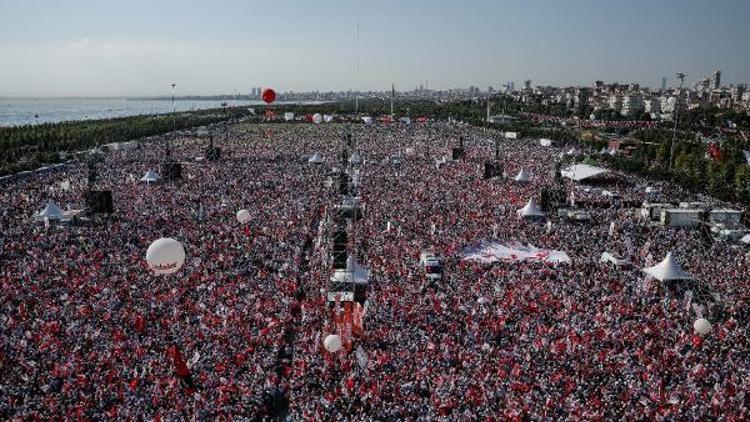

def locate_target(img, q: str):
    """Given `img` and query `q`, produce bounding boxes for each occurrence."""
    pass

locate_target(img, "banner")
[462,241,571,264]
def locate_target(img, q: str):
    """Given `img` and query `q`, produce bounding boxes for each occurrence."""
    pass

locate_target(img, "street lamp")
[669,73,685,171]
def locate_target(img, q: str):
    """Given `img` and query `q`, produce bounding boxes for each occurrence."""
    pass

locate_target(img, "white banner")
[462,241,571,264]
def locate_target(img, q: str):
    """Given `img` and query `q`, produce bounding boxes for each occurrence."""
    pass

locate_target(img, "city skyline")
[1,0,749,97]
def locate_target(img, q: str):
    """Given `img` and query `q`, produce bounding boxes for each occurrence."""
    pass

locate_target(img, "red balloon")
[262,88,276,104]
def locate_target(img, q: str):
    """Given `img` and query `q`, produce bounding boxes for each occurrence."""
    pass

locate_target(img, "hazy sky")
[1,0,748,97]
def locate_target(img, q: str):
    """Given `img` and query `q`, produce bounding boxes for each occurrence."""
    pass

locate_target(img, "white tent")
[642,252,693,282]
[517,198,545,218]
[331,255,370,284]
[561,164,609,182]
[514,170,531,182]
[38,200,64,220]
[308,154,324,164]
[740,234,750,244]
[140,170,160,183]
[539,139,552,147]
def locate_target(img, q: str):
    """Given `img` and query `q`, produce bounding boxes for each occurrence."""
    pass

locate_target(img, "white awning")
[561,164,609,182]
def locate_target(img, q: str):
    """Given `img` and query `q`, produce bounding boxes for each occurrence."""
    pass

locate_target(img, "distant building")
[523,80,532,91]
[608,94,622,111]
[621,95,644,117]
[661,77,667,92]
[712,70,722,90]
[644,98,661,113]
[660,96,678,113]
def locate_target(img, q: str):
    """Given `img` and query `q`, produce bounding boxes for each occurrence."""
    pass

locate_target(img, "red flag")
[707,143,721,161]
[167,345,191,378]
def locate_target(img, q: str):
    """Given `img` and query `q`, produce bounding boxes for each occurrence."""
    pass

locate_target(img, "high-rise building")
[661,77,667,92]
[523,80,532,91]
[712,70,721,90]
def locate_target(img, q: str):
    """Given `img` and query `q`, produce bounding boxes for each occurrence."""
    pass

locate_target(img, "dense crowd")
[0,120,748,420]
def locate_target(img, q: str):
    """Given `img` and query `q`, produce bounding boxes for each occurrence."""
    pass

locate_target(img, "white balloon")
[693,318,712,336]
[146,238,185,275]
[313,113,323,124]
[236,209,251,224]
[323,334,342,353]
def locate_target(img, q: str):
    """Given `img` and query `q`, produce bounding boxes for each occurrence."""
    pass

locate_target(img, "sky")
[0,0,748,97]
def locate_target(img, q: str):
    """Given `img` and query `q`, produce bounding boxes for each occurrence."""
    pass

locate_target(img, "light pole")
[169,83,176,155]
[669,73,685,171]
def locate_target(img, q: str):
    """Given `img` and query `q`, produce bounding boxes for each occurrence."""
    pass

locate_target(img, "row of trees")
[0,107,250,176]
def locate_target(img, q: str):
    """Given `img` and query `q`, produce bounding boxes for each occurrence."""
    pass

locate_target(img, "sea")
[0,98,279,127]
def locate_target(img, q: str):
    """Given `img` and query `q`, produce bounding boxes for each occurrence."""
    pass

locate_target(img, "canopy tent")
[140,170,160,184]
[517,197,545,218]
[642,252,693,282]
[38,200,64,220]
[561,164,609,182]
[331,255,370,284]
[514,170,531,182]
[308,154,324,164]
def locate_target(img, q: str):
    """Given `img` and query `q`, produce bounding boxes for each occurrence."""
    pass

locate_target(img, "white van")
[420,252,443,281]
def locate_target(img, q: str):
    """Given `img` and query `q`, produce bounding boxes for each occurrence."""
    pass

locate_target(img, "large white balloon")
[693,318,712,336]
[313,113,323,124]
[236,209,251,224]
[146,238,185,275]
[323,334,342,353]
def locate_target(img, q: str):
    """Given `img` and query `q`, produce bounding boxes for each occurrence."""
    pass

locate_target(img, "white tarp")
[463,241,571,264]
[362,116,373,124]
[504,132,518,140]
[561,164,609,182]
[324,114,334,123]
[308,154,324,164]
[284,112,295,121]
[642,252,693,281]
[350,153,362,165]
[517,197,545,218]
[514,170,531,182]
[741,234,750,244]
[539,139,552,147]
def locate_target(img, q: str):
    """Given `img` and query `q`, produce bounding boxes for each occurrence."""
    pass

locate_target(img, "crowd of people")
[0,119,748,419]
